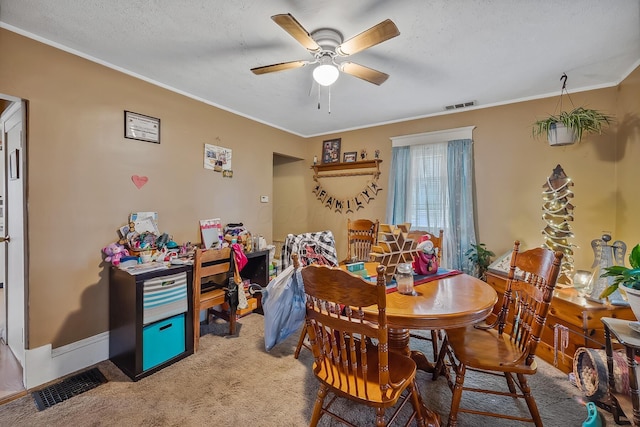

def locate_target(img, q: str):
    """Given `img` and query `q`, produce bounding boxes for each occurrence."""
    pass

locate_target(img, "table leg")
[389,328,441,426]
[389,328,435,373]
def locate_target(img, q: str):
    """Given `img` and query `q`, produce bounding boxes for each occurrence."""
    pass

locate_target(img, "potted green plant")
[532,107,613,146]
[465,243,495,281]
[600,244,640,320]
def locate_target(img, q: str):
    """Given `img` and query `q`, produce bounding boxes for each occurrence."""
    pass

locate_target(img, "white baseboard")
[23,331,109,389]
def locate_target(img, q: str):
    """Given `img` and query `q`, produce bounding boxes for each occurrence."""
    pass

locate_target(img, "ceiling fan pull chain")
[317,83,321,110]
[328,86,331,114]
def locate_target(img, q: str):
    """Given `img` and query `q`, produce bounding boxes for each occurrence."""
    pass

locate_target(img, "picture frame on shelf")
[343,151,357,163]
[322,138,341,164]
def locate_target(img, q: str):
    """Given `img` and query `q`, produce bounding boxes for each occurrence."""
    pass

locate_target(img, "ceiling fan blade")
[271,14,321,53]
[340,62,389,85]
[336,19,400,56]
[251,60,308,75]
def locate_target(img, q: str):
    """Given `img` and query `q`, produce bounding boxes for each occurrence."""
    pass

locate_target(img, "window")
[387,127,476,272]
[407,143,447,231]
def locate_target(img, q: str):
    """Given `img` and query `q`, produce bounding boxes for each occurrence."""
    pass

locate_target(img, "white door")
[0,114,4,344]
[2,101,26,366]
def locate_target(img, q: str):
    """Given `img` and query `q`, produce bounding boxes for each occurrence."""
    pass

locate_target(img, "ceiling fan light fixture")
[313,63,339,86]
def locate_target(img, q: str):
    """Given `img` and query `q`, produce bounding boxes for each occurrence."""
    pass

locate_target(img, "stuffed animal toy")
[413,236,439,275]
[103,242,129,266]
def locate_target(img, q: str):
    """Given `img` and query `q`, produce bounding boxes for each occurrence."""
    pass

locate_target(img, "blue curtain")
[447,139,477,273]
[386,146,410,224]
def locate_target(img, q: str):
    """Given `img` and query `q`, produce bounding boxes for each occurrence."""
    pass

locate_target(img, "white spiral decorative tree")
[541,164,576,281]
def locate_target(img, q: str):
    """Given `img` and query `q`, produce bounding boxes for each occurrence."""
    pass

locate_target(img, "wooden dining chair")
[342,218,379,264]
[442,241,563,427]
[301,263,428,427]
[193,247,238,352]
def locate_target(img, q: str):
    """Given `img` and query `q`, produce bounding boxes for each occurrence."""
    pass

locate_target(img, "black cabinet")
[109,265,194,381]
[242,250,269,287]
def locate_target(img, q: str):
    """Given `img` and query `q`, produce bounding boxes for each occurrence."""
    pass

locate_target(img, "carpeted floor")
[0,313,616,426]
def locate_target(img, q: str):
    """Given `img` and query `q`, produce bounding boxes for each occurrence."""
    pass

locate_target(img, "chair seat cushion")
[313,344,417,407]
[446,325,538,374]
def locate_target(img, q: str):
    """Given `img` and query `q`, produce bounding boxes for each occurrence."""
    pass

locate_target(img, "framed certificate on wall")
[124,111,160,143]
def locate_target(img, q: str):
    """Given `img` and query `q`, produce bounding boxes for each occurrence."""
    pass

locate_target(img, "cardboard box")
[237,297,258,317]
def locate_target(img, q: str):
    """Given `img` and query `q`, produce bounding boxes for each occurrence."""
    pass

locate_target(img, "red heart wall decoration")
[131,175,149,189]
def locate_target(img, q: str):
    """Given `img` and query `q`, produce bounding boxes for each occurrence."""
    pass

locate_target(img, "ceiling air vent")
[444,101,476,111]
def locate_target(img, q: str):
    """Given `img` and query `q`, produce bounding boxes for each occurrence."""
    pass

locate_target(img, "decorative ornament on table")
[413,236,439,276]
[541,164,576,282]
[589,233,626,303]
[370,223,421,283]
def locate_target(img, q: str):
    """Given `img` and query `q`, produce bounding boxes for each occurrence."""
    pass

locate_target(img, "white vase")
[619,285,640,320]
[547,123,577,146]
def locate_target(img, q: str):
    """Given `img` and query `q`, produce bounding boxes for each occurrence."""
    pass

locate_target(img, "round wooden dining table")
[358,265,498,427]
[374,272,497,351]
[385,274,498,377]
[352,264,498,346]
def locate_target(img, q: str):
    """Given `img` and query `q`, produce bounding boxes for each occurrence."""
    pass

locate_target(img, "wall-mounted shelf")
[311,159,382,180]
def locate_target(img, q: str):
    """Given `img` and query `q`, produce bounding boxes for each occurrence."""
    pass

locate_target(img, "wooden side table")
[602,317,640,426]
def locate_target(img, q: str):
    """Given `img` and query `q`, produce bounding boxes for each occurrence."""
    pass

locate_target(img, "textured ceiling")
[1,0,639,137]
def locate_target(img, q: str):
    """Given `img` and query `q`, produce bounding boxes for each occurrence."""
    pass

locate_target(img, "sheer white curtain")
[406,143,451,266]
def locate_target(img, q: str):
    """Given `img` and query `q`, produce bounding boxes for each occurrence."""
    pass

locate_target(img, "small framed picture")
[343,151,357,163]
[322,138,341,164]
[124,111,160,144]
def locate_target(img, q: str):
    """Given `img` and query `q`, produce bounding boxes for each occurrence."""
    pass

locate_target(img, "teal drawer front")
[142,313,186,371]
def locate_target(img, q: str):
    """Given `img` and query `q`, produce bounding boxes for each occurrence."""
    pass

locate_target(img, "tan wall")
[0,29,306,348]
[615,65,640,246]
[305,87,622,270]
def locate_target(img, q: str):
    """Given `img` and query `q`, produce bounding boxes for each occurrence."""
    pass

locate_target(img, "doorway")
[0,98,27,402]
[272,153,307,246]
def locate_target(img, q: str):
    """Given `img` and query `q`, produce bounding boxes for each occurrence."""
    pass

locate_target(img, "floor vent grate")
[32,367,107,410]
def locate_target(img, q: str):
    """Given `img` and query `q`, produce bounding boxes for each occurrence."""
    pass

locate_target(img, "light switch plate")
[260,195,269,203]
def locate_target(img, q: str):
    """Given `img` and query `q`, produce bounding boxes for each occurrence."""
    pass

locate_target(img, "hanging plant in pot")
[532,107,613,146]
[600,244,640,321]
[531,73,613,146]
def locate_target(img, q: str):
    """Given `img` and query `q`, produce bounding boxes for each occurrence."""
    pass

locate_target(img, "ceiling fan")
[251,14,400,87]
